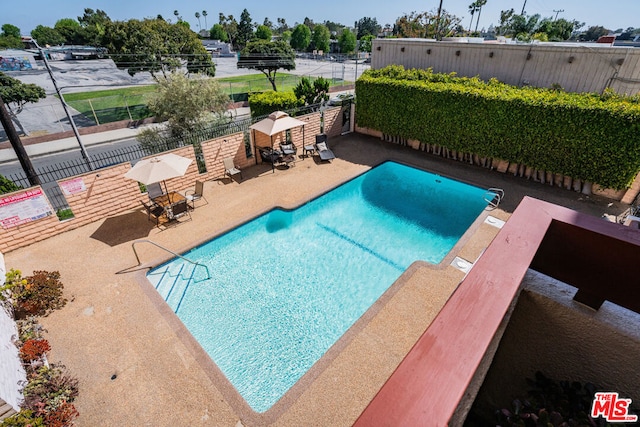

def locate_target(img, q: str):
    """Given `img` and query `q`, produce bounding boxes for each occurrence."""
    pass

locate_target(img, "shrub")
[248,90,303,117]
[1,270,67,318]
[0,410,45,427]
[0,174,20,195]
[489,371,638,427]
[22,364,79,417]
[356,65,640,189]
[19,339,51,363]
[16,316,47,343]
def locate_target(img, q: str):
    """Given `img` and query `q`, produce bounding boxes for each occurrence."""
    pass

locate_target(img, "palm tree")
[474,0,488,33]
[195,12,201,30]
[173,10,181,22]
[468,2,479,32]
[202,10,208,29]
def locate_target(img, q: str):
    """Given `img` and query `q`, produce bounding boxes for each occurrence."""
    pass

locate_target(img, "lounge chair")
[314,134,336,162]
[185,180,207,209]
[223,157,243,182]
[141,200,166,227]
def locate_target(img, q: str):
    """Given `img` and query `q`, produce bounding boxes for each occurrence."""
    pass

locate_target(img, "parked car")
[328,93,354,106]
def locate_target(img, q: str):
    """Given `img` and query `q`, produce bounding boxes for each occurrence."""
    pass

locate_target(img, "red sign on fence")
[0,189,54,229]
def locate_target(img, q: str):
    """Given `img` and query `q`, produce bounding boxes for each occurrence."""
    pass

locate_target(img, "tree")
[468,2,478,32]
[580,25,609,41]
[276,17,289,34]
[303,17,315,30]
[195,12,201,31]
[0,24,22,48]
[290,24,311,51]
[255,25,272,41]
[210,24,228,42]
[323,20,344,37]
[360,34,374,53]
[30,25,65,46]
[474,0,487,33]
[202,11,208,29]
[0,72,46,137]
[293,76,329,106]
[1,24,20,38]
[0,73,45,185]
[219,14,238,48]
[144,72,229,140]
[102,19,215,77]
[311,24,330,53]
[497,12,542,40]
[54,18,83,45]
[394,10,462,39]
[263,18,273,30]
[356,17,381,38]
[77,8,111,46]
[237,9,254,49]
[281,30,292,44]
[338,29,356,54]
[237,40,296,91]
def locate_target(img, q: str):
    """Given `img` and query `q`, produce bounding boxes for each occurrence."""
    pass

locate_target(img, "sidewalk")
[0,107,252,163]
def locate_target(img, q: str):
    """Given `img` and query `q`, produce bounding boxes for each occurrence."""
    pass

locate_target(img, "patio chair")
[259,147,284,172]
[314,134,336,162]
[167,199,192,224]
[141,200,166,227]
[146,182,164,200]
[185,180,208,209]
[279,142,297,157]
[223,157,243,182]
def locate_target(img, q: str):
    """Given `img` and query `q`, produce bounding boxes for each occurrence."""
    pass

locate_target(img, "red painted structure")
[354,196,640,426]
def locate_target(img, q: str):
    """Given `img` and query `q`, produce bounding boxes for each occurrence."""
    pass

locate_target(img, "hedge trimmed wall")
[356,65,640,190]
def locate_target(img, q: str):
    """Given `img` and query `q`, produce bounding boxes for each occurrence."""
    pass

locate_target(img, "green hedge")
[248,91,303,117]
[355,65,640,189]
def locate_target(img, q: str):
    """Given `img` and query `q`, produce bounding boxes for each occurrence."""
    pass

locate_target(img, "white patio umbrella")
[124,153,192,196]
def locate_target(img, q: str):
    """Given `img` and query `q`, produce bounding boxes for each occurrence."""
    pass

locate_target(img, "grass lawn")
[62,73,348,123]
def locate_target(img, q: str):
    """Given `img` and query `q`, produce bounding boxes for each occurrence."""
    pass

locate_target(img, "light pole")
[34,41,93,170]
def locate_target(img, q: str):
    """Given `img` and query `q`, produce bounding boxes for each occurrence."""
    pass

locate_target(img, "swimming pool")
[147,161,492,413]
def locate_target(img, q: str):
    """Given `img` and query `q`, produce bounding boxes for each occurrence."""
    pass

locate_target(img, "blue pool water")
[147,161,491,412]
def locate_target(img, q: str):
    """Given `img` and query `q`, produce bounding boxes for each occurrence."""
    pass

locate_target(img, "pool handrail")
[128,239,211,280]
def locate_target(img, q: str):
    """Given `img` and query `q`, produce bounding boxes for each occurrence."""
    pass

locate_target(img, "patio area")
[3,133,627,426]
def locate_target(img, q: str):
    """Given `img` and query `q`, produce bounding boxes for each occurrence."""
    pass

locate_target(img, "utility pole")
[521,0,527,15]
[553,9,565,20]
[34,41,93,171]
[0,95,40,186]
[436,0,444,40]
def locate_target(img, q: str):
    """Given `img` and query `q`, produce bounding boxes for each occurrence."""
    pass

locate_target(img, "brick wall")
[0,108,345,253]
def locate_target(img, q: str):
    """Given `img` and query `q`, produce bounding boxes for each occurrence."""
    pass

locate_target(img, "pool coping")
[132,162,499,425]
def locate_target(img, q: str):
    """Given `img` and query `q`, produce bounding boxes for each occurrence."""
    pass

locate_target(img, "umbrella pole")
[270,135,274,173]
[162,181,171,203]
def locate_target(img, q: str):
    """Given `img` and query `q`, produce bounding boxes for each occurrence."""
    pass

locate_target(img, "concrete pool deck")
[4,133,627,426]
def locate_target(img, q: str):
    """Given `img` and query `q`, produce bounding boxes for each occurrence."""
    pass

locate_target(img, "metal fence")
[3,102,331,213]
